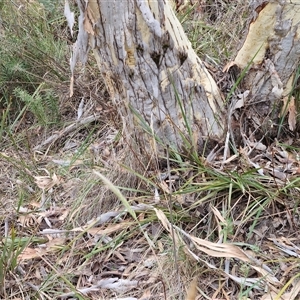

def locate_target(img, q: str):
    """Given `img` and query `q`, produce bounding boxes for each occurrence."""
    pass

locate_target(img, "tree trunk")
[232,0,300,142]
[72,0,226,155]
[71,0,299,156]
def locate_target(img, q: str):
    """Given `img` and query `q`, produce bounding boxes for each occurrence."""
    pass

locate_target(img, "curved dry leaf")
[18,214,37,227]
[223,61,236,72]
[34,173,61,190]
[155,208,250,262]
[18,247,45,261]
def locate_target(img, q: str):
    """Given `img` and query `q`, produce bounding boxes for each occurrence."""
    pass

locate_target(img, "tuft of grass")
[178,0,249,63]
[0,225,31,297]
[0,0,69,132]
[1,1,300,300]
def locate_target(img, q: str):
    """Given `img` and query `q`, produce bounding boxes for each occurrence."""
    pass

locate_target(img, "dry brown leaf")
[45,237,66,251]
[28,201,41,208]
[157,180,170,194]
[34,173,61,190]
[222,61,236,72]
[18,247,46,261]
[18,214,37,227]
[155,208,281,290]
[155,208,250,262]
[281,95,297,131]
[189,235,250,262]
[139,289,152,300]
[58,209,70,221]
[210,205,225,223]
[18,237,65,262]
[154,208,172,231]
[185,277,198,300]
[288,96,297,131]
[281,96,290,117]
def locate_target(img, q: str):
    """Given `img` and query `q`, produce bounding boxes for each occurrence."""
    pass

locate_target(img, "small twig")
[158,276,167,300]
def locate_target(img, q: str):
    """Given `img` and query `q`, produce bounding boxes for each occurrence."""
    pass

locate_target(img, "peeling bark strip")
[74,0,225,152]
[234,0,300,137]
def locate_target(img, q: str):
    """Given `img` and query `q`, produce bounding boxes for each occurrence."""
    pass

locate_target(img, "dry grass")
[179,0,249,62]
[1,1,300,300]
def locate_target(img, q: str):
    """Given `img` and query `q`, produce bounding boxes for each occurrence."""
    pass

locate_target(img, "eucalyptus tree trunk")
[73,0,226,155]
[232,0,300,142]
[71,0,300,156]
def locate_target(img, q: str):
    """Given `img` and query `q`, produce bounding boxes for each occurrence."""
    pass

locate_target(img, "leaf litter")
[1,1,300,300]
[1,81,300,300]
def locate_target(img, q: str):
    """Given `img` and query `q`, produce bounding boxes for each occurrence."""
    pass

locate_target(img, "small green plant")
[13,85,59,126]
[0,1,68,129]
[0,227,29,296]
